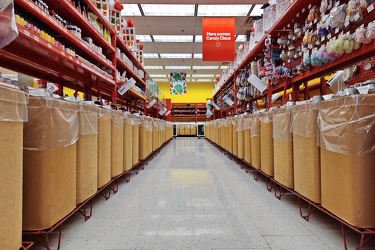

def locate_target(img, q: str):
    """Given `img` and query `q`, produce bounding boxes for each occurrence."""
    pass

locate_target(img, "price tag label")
[76,60,80,64]
[308,4,312,9]
[315,41,320,46]
[321,36,325,41]
[69,56,73,60]
[294,54,298,59]
[61,51,65,56]
[41,11,46,18]
[296,12,300,17]
[327,33,332,39]
[33,35,39,42]
[308,44,313,49]
[335,28,339,34]
[367,4,374,13]
[47,43,52,49]
[24,30,30,37]
[344,21,350,27]
[302,8,305,13]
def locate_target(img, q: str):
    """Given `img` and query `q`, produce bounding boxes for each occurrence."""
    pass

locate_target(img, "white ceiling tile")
[141,4,195,16]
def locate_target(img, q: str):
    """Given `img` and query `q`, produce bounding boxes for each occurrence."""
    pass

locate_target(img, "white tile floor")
[32,138,375,250]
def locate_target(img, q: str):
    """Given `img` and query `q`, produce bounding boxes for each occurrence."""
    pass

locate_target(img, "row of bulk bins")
[0,87,172,248]
[204,93,375,229]
[177,123,196,136]
[0,86,28,250]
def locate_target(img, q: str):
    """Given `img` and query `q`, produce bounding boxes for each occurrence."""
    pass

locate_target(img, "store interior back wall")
[158,81,214,103]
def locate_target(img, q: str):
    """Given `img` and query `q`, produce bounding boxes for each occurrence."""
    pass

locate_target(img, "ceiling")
[119,0,267,84]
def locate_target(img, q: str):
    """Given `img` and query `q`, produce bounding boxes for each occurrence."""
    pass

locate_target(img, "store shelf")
[38,0,114,52]
[16,0,114,71]
[171,103,207,122]
[116,57,145,86]
[116,36,145,73]
[1,25,114,90]
[213,0,375,115]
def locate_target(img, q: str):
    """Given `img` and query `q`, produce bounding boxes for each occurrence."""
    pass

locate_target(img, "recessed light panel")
[153,35,193,42]
[141,4,195,16]
[121,4,142,16]
[160,54,192,58]
[198,5,252,16]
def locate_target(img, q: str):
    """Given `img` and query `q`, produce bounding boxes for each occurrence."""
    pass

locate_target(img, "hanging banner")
[170,73,187,94]
[202,18,235,61]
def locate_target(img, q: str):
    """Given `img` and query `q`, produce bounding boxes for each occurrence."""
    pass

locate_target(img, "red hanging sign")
[202,18,235,61]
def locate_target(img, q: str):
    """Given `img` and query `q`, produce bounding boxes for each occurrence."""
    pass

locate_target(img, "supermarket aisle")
[36,138,373,250]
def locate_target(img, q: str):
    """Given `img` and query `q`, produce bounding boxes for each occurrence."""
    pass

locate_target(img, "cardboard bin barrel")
[97,108,111,188]
[318,94,375,228]
[260,111,274,176]
[111,110,124,177]
[123,113,133,171]
[132,115,140,165]
[292,103,321,203]
[273,107,293,188]
[250,114,261,169]
[76,104,98,204]
[23,97,79,230]
[243,115,252,164]
[0,86,27,249]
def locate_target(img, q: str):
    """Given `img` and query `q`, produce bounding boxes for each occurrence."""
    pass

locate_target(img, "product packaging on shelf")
[0,86,27,250]
[273,106,294,188]
[76,103,99,204]
[291,102,321,203]
[318,94,375,228]
[23,97,79,230]
[0,2,18,49]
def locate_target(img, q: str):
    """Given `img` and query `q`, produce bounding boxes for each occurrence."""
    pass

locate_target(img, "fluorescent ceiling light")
[143,53,159,58]
[250,4,264,16]
[198,5,252,16]
[160,54,192,58]
[220,65,228,69]
[195,35,202,42]
[145,66,164,69]
[194,79,214,82]
[150,74,168,77]
[136,35,153,42]
[165,66,191,69]
[153,78,169,82]
[121,4,142,16]
[192,66,220,69]
[194,53,202,58]
[193,74,215,77]
[141,4,195,16]
[153,35,193,42]
[236,35,247,42]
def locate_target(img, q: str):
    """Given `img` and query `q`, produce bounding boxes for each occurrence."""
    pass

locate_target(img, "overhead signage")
[202,18,235,61]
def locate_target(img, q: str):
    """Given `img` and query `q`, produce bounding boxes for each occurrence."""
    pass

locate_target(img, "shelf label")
[335,28,339,34]
[344,20,350,28]
[327,33,332,39]
[33,35,39,42]
[69,55,73,60]
[47,43,52,49]
[302,8,305,13]
[61,51,65,56]
[321,36,325,41]
[308,4,312,9]
[41,11,46,18]
[368,4,374,13]
[24,30,30,37]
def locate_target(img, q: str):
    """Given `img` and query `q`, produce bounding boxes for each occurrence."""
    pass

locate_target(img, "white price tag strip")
[34,35,39,42]
[24,30,30,37]
[368,4,374,13]
[47,43,52,49]
[327,34,332,39]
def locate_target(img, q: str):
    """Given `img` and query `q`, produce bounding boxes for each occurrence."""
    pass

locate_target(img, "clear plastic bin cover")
[24,97,79,151]
[272,107,292,142]
[243,117,251,130]
[317,94,375,155]
[0,85,28,122]
[0,3,18,49]
[236,117,244,131]
[159,121,166,131]
[291,102,318,139]
[132,115,141,125]
[99,107,111,117]
[250,113,261,137]
[78,103,99,136]
[111,110,124,129]
[260,111,273,123]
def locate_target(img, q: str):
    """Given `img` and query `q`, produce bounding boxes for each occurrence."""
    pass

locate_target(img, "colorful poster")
[202,18,235,61]
[170,73,187,94]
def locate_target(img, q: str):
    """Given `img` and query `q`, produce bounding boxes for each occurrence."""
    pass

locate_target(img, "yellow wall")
[158,81,214,103]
